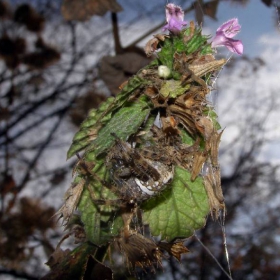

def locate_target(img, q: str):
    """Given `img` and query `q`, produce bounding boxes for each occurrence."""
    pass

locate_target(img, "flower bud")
[158,65,171,79]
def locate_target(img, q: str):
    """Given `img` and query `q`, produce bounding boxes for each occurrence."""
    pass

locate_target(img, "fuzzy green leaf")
[173,35,186,53]
[78,187,123,245]
[67,97,115,159]
[77,154,123,245]
[90,98,150,156]
[114,75,146,105]
[142,167,209,241]
[67,75,148,159]
[158,39,174,69]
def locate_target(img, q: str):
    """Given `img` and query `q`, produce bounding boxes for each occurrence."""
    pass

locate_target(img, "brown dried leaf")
[61,0,122,21]
[158,241,189,262]
[183,21,196,43]
[191,151,207,181]
[46,246,71,268]
[203,0,219,19]
[195,116,214,141]
[144,34,168,57]
[117,230,162,269]
[189,59,226,78]
[55,179,85,223]
[144,37,160,57]
[85,256,113,280]
[43,243,111,280]
[209,130,223,167]
[204,171,225,219]
[161,116,180,135]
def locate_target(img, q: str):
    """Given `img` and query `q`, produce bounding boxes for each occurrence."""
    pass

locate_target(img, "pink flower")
[212,18,243,55]
[163,3,187,34]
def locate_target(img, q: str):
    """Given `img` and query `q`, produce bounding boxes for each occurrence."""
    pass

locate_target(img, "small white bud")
[158,65,171,79]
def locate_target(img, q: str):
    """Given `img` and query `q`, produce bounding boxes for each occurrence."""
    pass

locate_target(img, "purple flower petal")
[217,18,241,38]
[212,18,243,55]
[224,38,243,55]
[163,3,187,34]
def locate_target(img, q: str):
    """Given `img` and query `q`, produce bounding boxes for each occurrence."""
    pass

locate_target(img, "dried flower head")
[117,231,162,269]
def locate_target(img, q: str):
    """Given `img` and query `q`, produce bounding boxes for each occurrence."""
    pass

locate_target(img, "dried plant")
[46,4,244,278]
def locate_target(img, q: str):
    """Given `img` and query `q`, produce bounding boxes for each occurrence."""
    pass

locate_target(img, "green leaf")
[67,75,148,159]
[173,35,186,53]
[205,108,221,130]
[67,140,91,160]
[142,167,209,241]
[182,27,210,54]
[77,154,123,245]
[160,80,190,98]
[201,44,214,55]
[67,97,115,159]
[90,98,150,156]
[158,38,174,69]
[78,187,123,245]
[180,128,194,145]
[115,75,147,105]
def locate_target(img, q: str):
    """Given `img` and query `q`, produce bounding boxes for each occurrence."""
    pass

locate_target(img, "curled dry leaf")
[46,246,71,268]
[61,0,122,21]
[43,243,111,280]
[204,169,225,219]
[195,116,214,140]
[144,34,169,57]
[55,179,85,223]
[144,37,160,57]
[158,241,190,262]
[209,130,223,167]
[191,151,208,181]
[117,230,162,269]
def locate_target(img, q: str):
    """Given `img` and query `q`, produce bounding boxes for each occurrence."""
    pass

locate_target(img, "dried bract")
[117,231,162,269]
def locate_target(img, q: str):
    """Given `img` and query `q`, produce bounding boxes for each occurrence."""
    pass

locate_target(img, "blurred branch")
[0,78,88,146]
[16,102,69,192]
[0,269,39,280]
